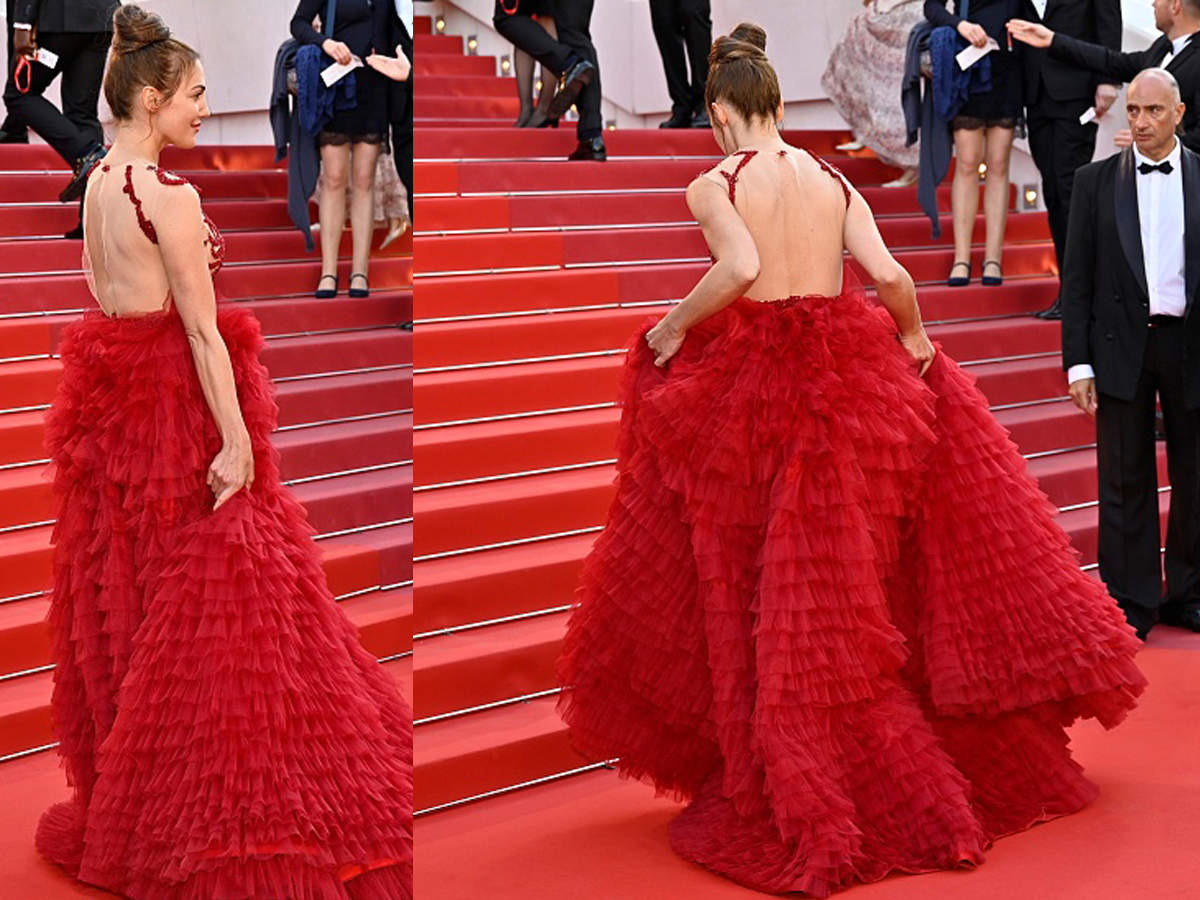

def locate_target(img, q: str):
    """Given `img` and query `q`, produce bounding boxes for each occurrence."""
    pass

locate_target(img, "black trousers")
[1096,321,1200,620]
[1,0,26,134]
[1026,107,1097,287]
[2,30,108,165]
[649,0,711,117]
[494,0,601,140]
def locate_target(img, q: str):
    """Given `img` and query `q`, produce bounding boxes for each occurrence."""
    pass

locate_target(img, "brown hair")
[704,22,781,123]
[104,4,200,121]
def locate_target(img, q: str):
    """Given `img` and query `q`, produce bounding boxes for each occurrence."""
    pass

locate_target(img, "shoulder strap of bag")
[324,0,338,37]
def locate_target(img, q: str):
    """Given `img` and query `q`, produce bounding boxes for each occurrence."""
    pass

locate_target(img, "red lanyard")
[13,55,32,94]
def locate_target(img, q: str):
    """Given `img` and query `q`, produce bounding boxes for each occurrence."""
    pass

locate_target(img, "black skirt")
[320,64,389,145]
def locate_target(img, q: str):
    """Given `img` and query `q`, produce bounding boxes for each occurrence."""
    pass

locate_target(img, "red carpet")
[419,643,1197,898]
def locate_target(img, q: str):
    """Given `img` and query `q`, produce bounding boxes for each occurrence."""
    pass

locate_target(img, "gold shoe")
[379,218,410,250]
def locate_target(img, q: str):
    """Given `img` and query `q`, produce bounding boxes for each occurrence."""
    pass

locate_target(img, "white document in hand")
[956,38,999,71]
[321,56,364,87]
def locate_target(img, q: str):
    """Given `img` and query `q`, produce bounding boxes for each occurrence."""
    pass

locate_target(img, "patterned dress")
[822,0,924,168]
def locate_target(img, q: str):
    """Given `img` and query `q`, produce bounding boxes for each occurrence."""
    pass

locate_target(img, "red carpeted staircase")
[0,142,414,790]
[412,17,1170,817]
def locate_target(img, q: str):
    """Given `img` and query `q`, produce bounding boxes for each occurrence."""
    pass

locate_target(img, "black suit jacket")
[1061,145,1200,407]
[1020,0,1122,108]
[13,0,118,33]
[1049,31,1200,153]
[386,2,412,123]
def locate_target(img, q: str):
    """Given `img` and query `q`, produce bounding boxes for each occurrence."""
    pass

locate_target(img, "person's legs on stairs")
[649,0,691,127]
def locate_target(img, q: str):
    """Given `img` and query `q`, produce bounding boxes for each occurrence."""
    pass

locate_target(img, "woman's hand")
[645,317,686,368]
[898,328,937,377]
[366,47,411,81]
[957,20,989,49]
[1005,20,1053,50]
[208,434,254,511]
[322,38,353,65]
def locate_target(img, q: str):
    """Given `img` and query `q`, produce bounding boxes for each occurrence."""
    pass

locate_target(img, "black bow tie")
[1138,160,1174,175]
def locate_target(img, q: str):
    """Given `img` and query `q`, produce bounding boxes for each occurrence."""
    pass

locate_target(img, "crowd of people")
[0,0,414,300]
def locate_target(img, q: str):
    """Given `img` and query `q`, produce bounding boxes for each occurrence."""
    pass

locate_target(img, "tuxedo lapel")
[1115,148,1149,300]
[1166,35,1199,70]
[1183,148,1200,317]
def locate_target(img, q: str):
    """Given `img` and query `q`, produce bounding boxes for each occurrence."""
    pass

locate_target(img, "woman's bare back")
[699,145,851,300]
[82,160,214,318]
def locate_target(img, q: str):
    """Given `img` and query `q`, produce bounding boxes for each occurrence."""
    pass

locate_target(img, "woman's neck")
[723,122,783,155]
[108,124,166,165]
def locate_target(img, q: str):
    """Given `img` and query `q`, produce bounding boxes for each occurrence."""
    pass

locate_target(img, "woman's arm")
[842,184,937,375]
[644,177,759,365]
[155,185,254,508]
[290,0,327,46]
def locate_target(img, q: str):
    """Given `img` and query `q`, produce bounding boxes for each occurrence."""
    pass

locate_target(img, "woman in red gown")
[35,7,412,898]
[556,22,1146,898]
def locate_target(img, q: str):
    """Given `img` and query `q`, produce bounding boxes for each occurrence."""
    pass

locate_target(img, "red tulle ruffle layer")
[37,304,413,899]
[556,272,1146,897]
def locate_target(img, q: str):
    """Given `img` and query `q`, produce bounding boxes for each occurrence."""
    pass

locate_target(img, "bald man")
[1061,69,1200,639]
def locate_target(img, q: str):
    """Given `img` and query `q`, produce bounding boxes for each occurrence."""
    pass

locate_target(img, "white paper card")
[320,56,363,87]
[956,39,999,71]
[34,46,58,68]
[1079,107,1097,125]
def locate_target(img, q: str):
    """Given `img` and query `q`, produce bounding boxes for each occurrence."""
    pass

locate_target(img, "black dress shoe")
[1159,604,1200,632]
[1119,600,1157,640]
[1034,297,1063,320]
[690,109,710,128]
[59,143,107,203]
[63,222,83,240]
[0,128,29,144]
[545,59,595,121]
[567,137,606,161]
[659,112,691,129]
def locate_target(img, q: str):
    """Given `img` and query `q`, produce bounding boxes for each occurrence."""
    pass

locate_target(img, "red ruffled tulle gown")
[35,162,413,899]
[556,149,1147,897]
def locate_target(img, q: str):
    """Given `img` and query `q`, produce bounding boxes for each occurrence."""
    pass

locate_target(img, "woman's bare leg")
[318,142,351,290]
[951,126,986,277]
[982,125,1015,274]
[349,140,382,288]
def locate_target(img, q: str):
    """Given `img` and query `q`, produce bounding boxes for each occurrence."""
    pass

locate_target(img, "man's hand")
[1094,84,1119,119]
[1069,377,1099,416]
[1006,19,1053,49]
[1114,128,1133,148]
[13,26,36,58]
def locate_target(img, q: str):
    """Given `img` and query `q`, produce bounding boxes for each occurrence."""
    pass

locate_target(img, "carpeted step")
[416,33,464,54]
[415,611,568,719]
[417,54,498,77]
[291,464,413,535]
[414,316,1062,425]
[0,328,408,410]
[0,143,285,173]
[421,74,520,98]
[415,13,433,33]
[0,170,291,204]
[0,256,413,316]
[276,368,412,427]
[0,197,294,237]
[418,155,898,197]
[415,128,865,161]
[414,694,591,812]
[416,94,523,120]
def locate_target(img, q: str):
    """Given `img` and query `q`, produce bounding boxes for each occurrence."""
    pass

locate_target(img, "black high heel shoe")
[513,108,533,128]
[947,260,971,287]
[315,273,338,298]
[982,259,1003,286]
[348,272,370,298]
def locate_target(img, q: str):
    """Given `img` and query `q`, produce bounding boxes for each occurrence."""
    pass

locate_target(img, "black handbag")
[286,0,339,96]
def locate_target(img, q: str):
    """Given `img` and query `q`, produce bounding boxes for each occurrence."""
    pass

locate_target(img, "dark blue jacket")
[270,39,320,252]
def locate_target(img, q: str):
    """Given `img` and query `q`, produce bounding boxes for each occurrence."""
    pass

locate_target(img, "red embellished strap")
[804,147,852,209]
[717,149,758,204]
[120,163,159,244]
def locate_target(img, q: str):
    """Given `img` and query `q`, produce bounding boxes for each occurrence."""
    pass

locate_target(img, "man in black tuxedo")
[4,0,116,210]
[1060,68,1200,640]
[0,0,30,142]
[650,0,712,129]
[494,0,605,160]
[386,0,413,221]
[1015,0,1123,321]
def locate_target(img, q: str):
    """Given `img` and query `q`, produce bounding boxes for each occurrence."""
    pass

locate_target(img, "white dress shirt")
[395,0,413,37]
[1067,137,1187,386]
[1162,32,1195,68]
[1031,0,1048,19]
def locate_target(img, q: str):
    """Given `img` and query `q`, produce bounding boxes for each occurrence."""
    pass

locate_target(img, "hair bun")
[709,22,768,68]
[111,4,170,56]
